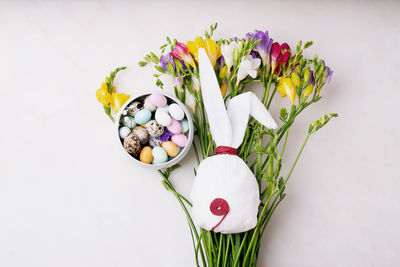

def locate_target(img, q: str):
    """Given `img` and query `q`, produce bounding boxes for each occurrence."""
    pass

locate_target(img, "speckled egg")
[140,146,153,164]
[134,109,152,124]
[167,119,182,134]
[122,116,136,129]
[119,126,131,139]
[162,141,179,157]
[149,136,163,147]
[149,94,167,107]
[171,134,187,147]
[131,126,149,144]
[155,109,171,126]
[123,134,141,155]
[152,146,168,164]
[169,103,185,121]
[180,119,189,133]
[127,101,144,116]
[145,120,165,137]
[143,95,157,112]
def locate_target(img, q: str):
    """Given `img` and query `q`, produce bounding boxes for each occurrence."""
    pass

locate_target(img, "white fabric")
[191,48,277,233]
[198,49,232,146]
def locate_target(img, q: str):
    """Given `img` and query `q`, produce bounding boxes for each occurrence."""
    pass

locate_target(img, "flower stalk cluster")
[95,23,337,267]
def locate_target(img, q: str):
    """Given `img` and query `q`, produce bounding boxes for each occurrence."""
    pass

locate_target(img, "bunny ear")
[227,92,277,148]
[198,48,232,146]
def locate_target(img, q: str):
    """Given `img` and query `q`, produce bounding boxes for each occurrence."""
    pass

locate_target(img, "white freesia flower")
[191,75,200,92]
[236,55,261,85]
[221,41,237,70]
[185,88,197,113]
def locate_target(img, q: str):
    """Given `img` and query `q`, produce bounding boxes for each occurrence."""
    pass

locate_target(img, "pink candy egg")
[171,134,187,147]
[149,94,167,107]
[167,119,182,134]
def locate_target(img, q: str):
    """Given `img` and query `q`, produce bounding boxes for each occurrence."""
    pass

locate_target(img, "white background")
[1,1,399,266]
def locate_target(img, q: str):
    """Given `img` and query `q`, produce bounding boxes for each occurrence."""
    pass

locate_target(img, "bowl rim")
[115,89,194,170]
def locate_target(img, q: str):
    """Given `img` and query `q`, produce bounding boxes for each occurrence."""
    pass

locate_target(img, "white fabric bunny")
[190,48,277,234]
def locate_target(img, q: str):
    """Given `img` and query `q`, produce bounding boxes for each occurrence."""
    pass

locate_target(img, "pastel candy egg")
[122,116,136,129]
[157,104,169,114]
[152,146,168,164]
[131,126,149,144]
[144,95,157,112]
[167,119,182,134]
[140,146,153,164]
[180,119,189,133]
[149,136,163,147]
[123,134,141,156]
[162,141,179,157]
[169,103,185,121]
[171,134,188,147]
[155,109,171,126]
[149,94,167,107]
[134,109,151,124]
[119,126,131,139]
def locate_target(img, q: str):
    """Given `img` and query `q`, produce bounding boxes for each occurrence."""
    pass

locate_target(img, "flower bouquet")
[96,23,336,266]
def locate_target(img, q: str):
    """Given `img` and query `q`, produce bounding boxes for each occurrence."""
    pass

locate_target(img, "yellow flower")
[111,93,130,113]
[187,37,221,67]
[96,82,111,107]
[276,77,296,104]
[219,66,228,80]
[302,84,314,97]
[220,82,227,98]
[96,82,129,113]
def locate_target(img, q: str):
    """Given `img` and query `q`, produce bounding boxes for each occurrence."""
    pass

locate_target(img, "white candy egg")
[155,109,171,126]
[119,126,131,139]
[169,103,185,121]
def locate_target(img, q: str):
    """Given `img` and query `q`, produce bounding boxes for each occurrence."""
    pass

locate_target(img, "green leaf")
[278,177,285,190]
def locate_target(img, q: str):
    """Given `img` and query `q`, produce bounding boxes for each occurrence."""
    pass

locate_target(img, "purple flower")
[160,130,173,142]
[246,30,273,67]
[309,70,315,86]
[217,56,225,69]
[250,51,260,60]
[159,53,176,72]
[159,52,187,74]
[321,60,333,84]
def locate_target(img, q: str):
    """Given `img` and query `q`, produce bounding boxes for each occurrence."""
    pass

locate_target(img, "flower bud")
[291,72,300,87]
[304,68,311,82]
[302,84,314,97]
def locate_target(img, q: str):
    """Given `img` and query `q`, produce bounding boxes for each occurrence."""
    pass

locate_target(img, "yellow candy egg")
[140,146,153,164]
[162,141,179,157]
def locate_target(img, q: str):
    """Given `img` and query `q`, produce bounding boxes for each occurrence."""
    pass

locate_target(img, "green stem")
[285,133,310,184]
[158,170,207,266]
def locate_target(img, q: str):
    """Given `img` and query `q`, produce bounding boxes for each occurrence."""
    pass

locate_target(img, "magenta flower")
[246,30,273,67]
[270,42,291,74]
[171,42,196,68]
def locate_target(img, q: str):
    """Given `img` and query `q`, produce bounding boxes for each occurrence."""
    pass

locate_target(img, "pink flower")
[270,42,291,74]
[171,42,196,68]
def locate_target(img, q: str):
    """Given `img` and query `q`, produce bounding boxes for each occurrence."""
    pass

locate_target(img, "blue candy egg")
[134,109,151,124]
[180,119,189,133]
[152,146,168,164]
[157,104,169,114]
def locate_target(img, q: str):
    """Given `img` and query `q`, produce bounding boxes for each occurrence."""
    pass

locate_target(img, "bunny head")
[190,48,277,234]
